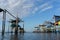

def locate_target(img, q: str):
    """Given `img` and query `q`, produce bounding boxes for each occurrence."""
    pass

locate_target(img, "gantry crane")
[0,8,24,35]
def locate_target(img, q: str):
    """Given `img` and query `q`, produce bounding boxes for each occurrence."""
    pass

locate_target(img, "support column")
[15,18,18,34]
[2,10,6,35]
[23,21,24,33]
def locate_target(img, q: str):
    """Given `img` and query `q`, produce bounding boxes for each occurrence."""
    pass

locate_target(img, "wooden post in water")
[2,9,6,35]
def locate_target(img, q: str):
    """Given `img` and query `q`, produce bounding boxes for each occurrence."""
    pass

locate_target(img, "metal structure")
[0,8,24,35]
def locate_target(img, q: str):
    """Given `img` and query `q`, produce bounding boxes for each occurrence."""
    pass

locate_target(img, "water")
[0,33,60,40]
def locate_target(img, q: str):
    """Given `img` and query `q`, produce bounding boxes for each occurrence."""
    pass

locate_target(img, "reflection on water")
[10,34,18,40]
[1,35,4,40]
[0,33,60,40]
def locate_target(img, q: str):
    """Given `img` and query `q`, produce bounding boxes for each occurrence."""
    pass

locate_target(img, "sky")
[0,0,60,32]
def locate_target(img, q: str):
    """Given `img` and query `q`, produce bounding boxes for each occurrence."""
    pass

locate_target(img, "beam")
[5,10,16,19]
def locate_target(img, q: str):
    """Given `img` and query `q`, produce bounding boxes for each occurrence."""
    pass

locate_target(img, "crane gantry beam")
[5,9,16,19]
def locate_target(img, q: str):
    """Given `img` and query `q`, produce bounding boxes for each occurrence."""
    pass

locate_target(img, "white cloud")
[32,7,39,14]
[8,0,20,9]
[32,3,49,13]
[32,2,53,14]
[40,6,53,13]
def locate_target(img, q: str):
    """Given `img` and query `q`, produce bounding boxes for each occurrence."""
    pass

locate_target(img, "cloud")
[32,2,53,14]
[8,0,20,9]
[32,2,49,14]
[40,6,53,13]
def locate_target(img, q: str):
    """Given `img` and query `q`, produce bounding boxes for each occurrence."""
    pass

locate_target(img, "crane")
[0,8,23,35]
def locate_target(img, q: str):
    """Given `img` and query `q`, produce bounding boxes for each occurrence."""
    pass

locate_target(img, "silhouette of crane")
[0,8,24,35]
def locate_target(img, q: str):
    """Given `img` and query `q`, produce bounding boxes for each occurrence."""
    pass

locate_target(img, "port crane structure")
[0,8,24,35]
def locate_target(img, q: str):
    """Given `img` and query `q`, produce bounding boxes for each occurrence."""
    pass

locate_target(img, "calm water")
[0,33,60,40]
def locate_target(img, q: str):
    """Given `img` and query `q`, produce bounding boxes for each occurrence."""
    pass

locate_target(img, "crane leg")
[2,10,6,35]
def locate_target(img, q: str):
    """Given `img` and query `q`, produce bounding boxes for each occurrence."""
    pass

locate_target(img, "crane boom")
[5,9,16,19]
[5,9,24,22]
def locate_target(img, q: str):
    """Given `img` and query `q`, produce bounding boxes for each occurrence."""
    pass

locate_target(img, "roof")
[39,25,46,26]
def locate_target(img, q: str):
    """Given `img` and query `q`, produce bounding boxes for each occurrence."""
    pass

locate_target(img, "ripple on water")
[0,33,60,40]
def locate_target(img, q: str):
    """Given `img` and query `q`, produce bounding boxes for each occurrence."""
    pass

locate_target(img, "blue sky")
[0,0,60,32]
